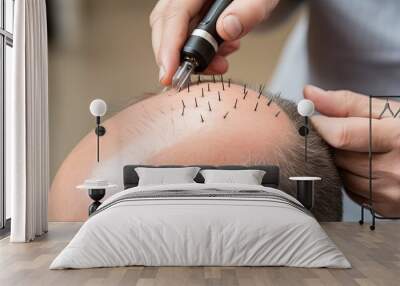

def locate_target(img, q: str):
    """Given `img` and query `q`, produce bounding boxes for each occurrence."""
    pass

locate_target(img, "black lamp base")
[296,181,314,210]
[88,188,105,215]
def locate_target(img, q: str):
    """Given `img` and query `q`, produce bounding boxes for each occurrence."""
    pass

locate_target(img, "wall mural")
[48,78,342,222]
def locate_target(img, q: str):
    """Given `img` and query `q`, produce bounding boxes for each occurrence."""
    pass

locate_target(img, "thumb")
[216,0,278,41]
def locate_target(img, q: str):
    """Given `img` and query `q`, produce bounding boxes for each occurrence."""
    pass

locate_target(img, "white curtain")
[9,0,49,242]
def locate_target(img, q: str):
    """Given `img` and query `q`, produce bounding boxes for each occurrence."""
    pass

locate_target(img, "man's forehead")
[127,81,299,160]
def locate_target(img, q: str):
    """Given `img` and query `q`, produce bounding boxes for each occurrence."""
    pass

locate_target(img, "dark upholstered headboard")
[123,165,280,189]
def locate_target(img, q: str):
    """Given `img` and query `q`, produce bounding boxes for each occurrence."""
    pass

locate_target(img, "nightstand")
[289,177,321,210]
[77,180,117,215]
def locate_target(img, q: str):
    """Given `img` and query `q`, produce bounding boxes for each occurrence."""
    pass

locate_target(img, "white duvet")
[50,183,350,269]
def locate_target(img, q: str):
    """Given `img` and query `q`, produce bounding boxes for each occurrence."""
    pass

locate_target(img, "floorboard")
[0,222,399,286]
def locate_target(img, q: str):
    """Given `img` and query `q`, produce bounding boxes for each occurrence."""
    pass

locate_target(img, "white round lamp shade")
[90,99,107,117]
[297,99,315,117]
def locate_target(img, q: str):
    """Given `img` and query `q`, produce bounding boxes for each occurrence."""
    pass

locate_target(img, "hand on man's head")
[304,85,400,217]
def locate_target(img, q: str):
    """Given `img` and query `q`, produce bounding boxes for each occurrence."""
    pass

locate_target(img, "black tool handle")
[182,0,233,72]
[198,0,233,44]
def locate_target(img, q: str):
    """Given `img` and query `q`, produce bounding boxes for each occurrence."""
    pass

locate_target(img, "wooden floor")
[0,222,399,286]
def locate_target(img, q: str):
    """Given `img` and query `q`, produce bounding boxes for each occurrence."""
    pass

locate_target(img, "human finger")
[334,150,385,179]
[150,0,168,65]
[340,170,381,201]
[216,40,240,57]
[200,41,239,74]
[150,0,207,85]
[216,0,278,41]
[202,55,229,74]
[303,85,400,119]
[310,115,399,152]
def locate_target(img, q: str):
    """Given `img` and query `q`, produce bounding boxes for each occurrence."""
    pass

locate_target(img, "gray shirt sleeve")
[271,0,400,97]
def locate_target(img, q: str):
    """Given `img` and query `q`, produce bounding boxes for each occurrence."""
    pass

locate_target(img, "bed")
[50,165,350,269]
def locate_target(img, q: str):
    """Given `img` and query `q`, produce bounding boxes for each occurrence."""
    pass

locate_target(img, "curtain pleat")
[10,0,49,242]
[9,0,27,242]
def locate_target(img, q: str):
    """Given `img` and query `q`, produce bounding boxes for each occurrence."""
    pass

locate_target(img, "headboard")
[123,165,280,189]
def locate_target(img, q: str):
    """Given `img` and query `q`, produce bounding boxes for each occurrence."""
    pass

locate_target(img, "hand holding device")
[150,0,279,86]
[172,0,234,89]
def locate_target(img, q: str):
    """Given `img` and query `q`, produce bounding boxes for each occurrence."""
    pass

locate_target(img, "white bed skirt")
[50,183,350,269]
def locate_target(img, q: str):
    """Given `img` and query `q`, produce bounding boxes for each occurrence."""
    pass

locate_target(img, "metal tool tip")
[172,61,195,90]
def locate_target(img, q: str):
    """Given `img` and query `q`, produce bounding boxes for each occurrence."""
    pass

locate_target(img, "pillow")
[135,167,200,186]
[200,169,266,185]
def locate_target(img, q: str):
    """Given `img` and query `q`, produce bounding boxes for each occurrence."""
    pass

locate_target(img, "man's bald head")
[49,79,342,221]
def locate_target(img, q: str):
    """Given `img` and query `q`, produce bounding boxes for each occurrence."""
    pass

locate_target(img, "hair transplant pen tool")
[172,0,233,90]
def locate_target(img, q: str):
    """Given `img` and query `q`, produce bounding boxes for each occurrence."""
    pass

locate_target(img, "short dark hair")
[161,79,342,221]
